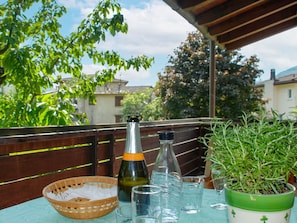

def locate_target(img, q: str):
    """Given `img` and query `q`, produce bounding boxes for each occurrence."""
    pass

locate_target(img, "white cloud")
[58,0,97,11]
[116,68,151,84]
[82,64,152,86]
[241,27,297,80]
[61,0,297,86]
[76,0,197,86]
[82,64,104,74]
[101,0,196,56]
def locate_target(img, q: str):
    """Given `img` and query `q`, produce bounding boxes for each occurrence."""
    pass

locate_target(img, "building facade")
[257,66,297,119]
[77,79,151,124]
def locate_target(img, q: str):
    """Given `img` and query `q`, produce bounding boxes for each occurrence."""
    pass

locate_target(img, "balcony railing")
[0,118,213,209]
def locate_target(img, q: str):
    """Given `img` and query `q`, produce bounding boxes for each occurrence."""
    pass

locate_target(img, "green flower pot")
[225,184,295,223]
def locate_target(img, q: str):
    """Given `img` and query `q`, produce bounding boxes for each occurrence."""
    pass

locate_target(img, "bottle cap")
[158,131,174,140]
[127,114,140,122]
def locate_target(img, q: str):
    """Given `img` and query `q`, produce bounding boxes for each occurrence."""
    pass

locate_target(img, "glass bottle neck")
[158,139,176,161]
[125,121,142,154]
[159,140,174,149]
[157,139,181,176]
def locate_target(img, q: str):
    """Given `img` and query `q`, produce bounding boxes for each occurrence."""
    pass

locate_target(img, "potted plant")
[201,110,297,223]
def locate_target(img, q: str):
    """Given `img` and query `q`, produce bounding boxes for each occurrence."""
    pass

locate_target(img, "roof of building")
[122,86,152,93]
[109,78,128,84]
[276,66,297,78]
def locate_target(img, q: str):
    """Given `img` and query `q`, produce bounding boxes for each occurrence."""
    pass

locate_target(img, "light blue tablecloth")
[0,189,296,223]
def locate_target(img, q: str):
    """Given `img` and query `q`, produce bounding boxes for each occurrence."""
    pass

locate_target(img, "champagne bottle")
[118,115,149,203]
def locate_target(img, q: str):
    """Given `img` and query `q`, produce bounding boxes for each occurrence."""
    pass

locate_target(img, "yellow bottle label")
[123,152,144,161]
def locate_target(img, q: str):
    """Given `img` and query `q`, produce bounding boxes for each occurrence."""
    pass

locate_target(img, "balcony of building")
[0,118,213,209]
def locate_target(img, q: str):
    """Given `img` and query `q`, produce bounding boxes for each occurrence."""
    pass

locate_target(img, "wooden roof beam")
[217,6,297,44]
[163,0,297,50]
[178,0,225,15]
[208,0,297,36]
[195,0,261,25]
[225,19,297,50]
[177,0,206,9]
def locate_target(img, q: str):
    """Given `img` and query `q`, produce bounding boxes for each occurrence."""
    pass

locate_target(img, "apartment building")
[77,79,151,124]
[256,66,297,119]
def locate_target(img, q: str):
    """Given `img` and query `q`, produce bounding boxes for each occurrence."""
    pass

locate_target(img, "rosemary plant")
[202,111,297,194]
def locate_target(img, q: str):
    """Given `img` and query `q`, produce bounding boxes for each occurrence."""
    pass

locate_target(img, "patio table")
[1,188,297,223]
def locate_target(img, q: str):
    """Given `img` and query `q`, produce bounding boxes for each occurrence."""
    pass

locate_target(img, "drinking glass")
[116,203,132,223]
[181,176,204,214]
[210,169,227,210]
[131,185,162,223]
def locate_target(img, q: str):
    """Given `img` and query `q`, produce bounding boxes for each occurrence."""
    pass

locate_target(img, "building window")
[288,89,292,99]
[115,115,122,123]
[115,96,123,107]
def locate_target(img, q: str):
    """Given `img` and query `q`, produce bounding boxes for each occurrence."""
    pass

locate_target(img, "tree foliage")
[0,0,153,127]
[121,87,164,121]
[157,31,263,119]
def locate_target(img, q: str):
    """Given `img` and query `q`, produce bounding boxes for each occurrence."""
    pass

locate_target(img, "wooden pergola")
[163,0,297,117]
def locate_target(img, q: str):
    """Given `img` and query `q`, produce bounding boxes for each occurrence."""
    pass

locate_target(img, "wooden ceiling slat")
[217,7,297,44]
[163,0,297,50]
[190,0,225,14]
[178,0,206,9]
[208,0,297,36]
[225,19,297,50]
[195,0,260,25]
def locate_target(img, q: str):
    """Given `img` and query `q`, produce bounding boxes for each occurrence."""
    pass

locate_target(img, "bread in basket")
[42,176,118,220]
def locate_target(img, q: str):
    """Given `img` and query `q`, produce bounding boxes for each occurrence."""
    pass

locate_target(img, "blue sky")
[13,0,297,86]
[54,0,198,86]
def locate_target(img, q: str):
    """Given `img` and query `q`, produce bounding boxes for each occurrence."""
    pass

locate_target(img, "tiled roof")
[122,86,152,93]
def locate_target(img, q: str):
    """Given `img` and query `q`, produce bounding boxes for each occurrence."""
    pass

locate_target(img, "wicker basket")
[42,176,118,220]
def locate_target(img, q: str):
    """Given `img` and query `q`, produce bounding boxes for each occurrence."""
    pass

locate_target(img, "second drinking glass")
[210,169,227,210]
[131,185,162,223]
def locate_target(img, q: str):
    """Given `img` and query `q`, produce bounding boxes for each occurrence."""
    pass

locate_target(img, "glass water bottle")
[118,115,149,203]
[151,131,182,223]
